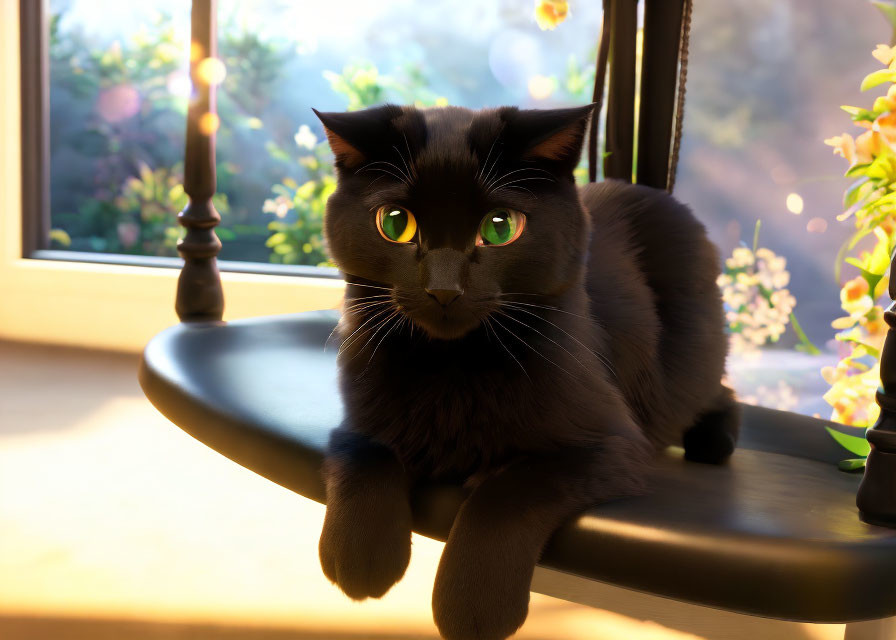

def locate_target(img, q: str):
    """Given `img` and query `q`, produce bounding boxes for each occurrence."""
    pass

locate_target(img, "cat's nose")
[425,288,463,307]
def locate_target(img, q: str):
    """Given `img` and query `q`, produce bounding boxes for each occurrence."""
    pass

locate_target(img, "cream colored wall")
[0,2,343,353]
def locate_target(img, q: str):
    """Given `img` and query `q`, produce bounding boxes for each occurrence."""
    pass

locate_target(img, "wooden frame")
[18,0,48,258]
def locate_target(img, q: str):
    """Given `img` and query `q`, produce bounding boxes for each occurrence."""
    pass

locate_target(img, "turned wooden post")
[175,0,224,322]
[857,256,896,527]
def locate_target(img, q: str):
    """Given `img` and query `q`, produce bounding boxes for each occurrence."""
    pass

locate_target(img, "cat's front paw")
[432,541,531,640]
[319,492,412,600]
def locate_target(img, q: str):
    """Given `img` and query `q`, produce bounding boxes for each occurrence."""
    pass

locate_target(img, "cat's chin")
[412,317,481,341]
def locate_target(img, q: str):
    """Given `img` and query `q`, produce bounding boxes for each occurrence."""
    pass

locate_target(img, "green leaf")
[825,426,872,457]
[869,231,892,275]
[835,227,874,282]
[873,1,896,30]
[838,458,867,472]
[844,178,872,209]
[845,163,872,178]
[861,69,896,92]
[48,228,72,247]
[265,231,287,247]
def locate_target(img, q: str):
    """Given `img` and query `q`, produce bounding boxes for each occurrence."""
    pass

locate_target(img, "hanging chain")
[666,0,693,193]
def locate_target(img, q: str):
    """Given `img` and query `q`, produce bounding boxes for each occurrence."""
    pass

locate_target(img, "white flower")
[294,124,318,150]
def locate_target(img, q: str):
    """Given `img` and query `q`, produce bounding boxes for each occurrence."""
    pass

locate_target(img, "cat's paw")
[432,541,531,640]
[319,493,412,600]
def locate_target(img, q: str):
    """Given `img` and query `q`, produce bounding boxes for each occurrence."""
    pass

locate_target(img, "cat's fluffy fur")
[314,103,738,640]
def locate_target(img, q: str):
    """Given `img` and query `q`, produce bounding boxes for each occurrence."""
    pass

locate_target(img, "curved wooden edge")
[138,325,327,504]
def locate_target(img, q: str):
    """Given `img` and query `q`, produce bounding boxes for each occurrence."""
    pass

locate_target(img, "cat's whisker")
[477,137,499,182]
[488,176,555,194]
[365,175,388,190]
[343,294,393,306]
[499,298,594,321]
[344,293,393,300]
[338,305,396,356]
[487,166,555,189]
[349,308,401,364]
[364,310,408,372]
[490,314,574,379]
[481,150,504,189]
[402,133,417,180]
[342,301,392,316]
[345,282,394,292]
[484,317,530,381]
[323,322,342,352]
[358,165,410,186]
[359,159,410,183]
[341,314,393,361]
[495,185,536,199]
[484,165,553,192]
[342,296,393,311]
[495,309,592,374]
[500,303,619,382]
[392,145,413,184]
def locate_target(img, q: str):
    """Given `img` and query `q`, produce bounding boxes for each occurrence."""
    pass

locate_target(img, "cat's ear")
[312,105,404,170]
[502,104,596,172]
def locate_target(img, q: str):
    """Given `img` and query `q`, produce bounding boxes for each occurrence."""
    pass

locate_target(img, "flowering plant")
[717,221,816,358]
[823,43,896,468]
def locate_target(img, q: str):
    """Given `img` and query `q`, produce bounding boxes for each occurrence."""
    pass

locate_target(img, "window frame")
[0,1,343,353]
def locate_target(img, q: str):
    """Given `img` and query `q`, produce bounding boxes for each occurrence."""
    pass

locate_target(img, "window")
[675,1,889,425]
[40,0,605,269]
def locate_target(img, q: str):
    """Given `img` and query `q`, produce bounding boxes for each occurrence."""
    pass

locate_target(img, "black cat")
[313,103,738,640]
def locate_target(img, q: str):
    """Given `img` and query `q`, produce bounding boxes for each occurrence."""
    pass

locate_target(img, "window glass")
[674,0,888,425]
[47,0,602,265]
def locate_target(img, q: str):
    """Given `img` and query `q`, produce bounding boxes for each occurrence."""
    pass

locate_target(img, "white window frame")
[0,2,344,353]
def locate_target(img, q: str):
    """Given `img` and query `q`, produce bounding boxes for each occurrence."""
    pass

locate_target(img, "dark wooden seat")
[138,311,896,624]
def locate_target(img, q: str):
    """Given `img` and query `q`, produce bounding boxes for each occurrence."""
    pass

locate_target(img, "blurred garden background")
[45,0,896,455]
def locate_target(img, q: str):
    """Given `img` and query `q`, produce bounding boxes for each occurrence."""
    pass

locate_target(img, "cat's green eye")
[476,209,526,247]
[376,205,417,243]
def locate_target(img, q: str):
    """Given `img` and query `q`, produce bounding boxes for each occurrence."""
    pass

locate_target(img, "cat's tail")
[682,385,740,464]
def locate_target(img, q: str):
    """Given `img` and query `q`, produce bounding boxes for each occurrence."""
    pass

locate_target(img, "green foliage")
[48,10,187,254]
[113,163,229,256]
[264,147,335,266]
[825,426,872,458]
[261,61,447,266]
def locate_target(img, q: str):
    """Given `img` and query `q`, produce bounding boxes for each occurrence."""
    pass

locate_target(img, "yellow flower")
[877,112,896,144]
[840,276,874,322]
[843,276,870,302]
[873,44,896,66]
[855,130,886,164]
[535,0,569,30]
[879,215,896,236]
[825,133,857,165]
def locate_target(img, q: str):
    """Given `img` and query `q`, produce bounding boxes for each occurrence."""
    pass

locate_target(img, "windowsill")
[30,250,342,279]
[0,257,344,353]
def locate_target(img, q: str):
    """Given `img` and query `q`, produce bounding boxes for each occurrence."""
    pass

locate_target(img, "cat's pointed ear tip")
[581,102,599,115]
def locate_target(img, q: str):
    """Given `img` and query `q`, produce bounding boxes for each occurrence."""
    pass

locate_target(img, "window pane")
[675,0,889,420]
[46,0,604,265]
